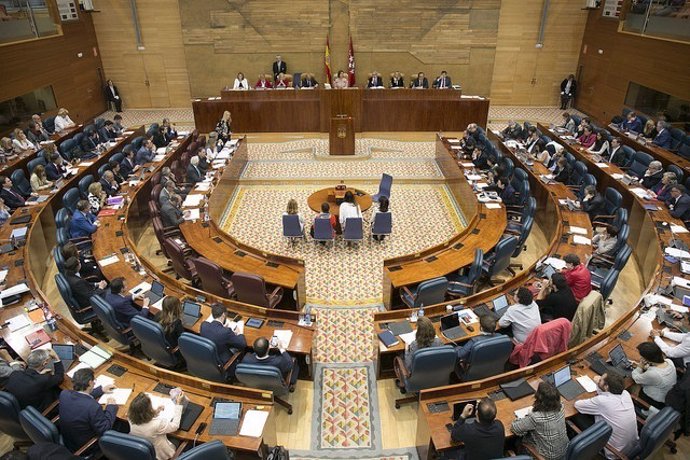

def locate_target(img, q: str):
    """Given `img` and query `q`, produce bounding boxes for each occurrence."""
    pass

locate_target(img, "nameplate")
[425,255,438,263]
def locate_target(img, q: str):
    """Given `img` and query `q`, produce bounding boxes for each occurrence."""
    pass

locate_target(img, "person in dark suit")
[152,126,168,149]
[99,120,117,142]
[197,148,210,173]
[5,349,64,411]
[26,121,49,145]
[455,315,501,362]
[99,170,119,197]
[161,118,177,144]
[497,176,517,205]
[186,156,203,184]
[109,160,125,184]
[433,70,452,89]
[70,200,99,239]
[200,303,247,363]
[0,175,26,210]
[135,139,155,165]
[608,138,626,165]
[653,121,672,149]
[621,111,643,133]
[242,336,299,386]
[119,146,139,178]
[411,72,429,89]
[536,273,578,321]
[159,180,176,207]
[63,256,107,309]
[105,79,122,112]
[160,195,187,228]
[501,121,523,140]
[642,160,664,190]
[59,367,118,453]
[81,129,100,154]
[471,146,489,169]
[581,185,606,222]
[390,71,404,88]
[668,185,690,221]
[104,277,150,326]
[553,157,572,184]
[46,153,67,181]
[367,71,383,88]
[560,74,577,109]
[450,398,505,460]
[272,55,287,81]
[300,73,318,88]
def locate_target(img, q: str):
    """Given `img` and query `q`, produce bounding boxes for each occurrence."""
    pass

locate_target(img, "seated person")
[576,117,591,137]
[70,200,100,239]
[642,119,658,140]
[80,129,100,154]
[501,121,523,140]
[30,165,53,192]
[432,70,452,89]
[339,190,362,232]
[58,367,118,453]
[608,138,626,165]
[403,317,443,369]
[652,121,672,149]
[577,126,596,149]
[390,71,404,88]
[536,273,578,322]
[161,194,188,228]
[332,70,349,89]
[632,342,677,410]
[233,72,249,90]
[275,72,290,88]
[283,198,304,233]
[310,202,337,238]
[159,180,178,206]
[127,391,185,460]
[300,73,319,88]
[0,349,24,387]
[26,121,50,145]
[54,108,76,132]
[46,152,67,181]
[135,139,156,165]
[0,175,29,210]
[524,127,540,154]
[62,242,103,281]
[561,112,576,134]
[63,256,108,309]
[530,142,550,166]
[100,170,120,196]
[498,287,541,344]
[471,145,490,169]
[155,296,185,348]
[586,130,610,157]
[456,315,501,362]
[199,303,247,363]
[151,125,168,149]
[650,326,690,368]
[496,176,517,205]
[87,182,106,214]
[255,74,273,89]
[592,226,618,256]
[119,145,140,177]
[553,157,571,183]
[100,120,117,141]
[450,398,505,460]
[573,373,638,458]
[667,185,690,221]
[12,128,37,155]
[581,185,606,222]
[621,111,643,133]
[186,155,203,184]
[5,349,64,411]
[641,160,663,190]
[242,336,299,386]
[112,114,125,135]
[161,118,177,144]
[371,196,390,241]
[367,71,383,88]
[410,72,429,89]
[0,137,19,162]
[104,277,150,326]
[196,148,210,173]
[561,253,592,302]
[650,171,677,204]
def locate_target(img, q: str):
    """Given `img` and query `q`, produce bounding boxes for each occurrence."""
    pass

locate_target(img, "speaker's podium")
[329,115,355,155]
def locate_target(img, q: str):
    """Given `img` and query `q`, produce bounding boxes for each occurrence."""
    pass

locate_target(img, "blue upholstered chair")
[130,316,181,369]
[393,345,456,408]
[457,335,513,382]
[178,332,238,383]
[98,431,157,460]
[372,173,393,202]
[447,249,483,297]
[236,362,295,414]
[400,276,448,308]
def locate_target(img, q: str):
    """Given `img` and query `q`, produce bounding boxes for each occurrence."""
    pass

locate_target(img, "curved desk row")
[6,129,280,457]
[413,125,690,459]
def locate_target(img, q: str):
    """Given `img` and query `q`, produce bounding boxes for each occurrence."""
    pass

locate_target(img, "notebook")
[378,330,399,347]
[500,378,535,401]
[387,321,413,336]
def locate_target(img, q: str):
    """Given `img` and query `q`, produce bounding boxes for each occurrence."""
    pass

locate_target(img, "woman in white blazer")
[233,72,250,90]
[127,391,185,460]
[54,108,76,132]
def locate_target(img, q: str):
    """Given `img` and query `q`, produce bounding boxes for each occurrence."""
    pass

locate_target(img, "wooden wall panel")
[489,0,588,106]
[0,9,106,124]
[575,10,690,122]
[90,0,191,108]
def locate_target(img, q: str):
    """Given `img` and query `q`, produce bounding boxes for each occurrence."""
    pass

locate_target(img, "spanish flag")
[324,36,332,85]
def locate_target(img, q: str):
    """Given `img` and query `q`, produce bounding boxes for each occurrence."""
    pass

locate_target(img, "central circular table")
[307,187,373,216]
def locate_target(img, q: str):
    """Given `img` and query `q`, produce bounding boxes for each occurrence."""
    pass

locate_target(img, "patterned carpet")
[312,306,379,364]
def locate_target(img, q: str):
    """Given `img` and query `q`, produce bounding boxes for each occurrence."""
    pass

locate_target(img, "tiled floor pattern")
[312,306,378,364]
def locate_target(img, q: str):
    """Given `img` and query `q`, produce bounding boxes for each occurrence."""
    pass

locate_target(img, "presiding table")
[306,187,373,216]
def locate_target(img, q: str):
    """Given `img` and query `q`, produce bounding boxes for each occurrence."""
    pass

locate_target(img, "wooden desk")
[193,89,490,133]
[306,187,372,216]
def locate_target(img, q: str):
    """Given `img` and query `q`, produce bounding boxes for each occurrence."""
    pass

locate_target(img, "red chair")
[509,318,572,368]
[193,257,235,299]
[230,272,283,308]
[163,238,198,284]
[150,184,163,204]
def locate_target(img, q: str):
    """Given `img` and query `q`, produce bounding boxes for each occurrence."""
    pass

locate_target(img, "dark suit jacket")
[433,76,452,88]
[105,85,120,103]
[560,78,577,97]
[609,146,627,166]
[242,351,297,384]
[0,187,26,210]
[501,124,523,140]
[582,193,606,222]
[500,183,518,206]
[670,194,690,221]
[186,164,202,183]
[198,156,210,173]
[642,170,663,190]
[120,158,136,177]
[99,178,119,197]
[46,162,66,181]
[199,320,247,363]
[81,135,98,153]
[161,202,184,228]
[653,129,672,149]
[272,60,287,79]
[390,77,404,88]
[27,129,49,145]
[367,76,383,88]
[59,387,117,452]
[27,442,82,460]
[5,361,65,411]
[623,117,643,133]
[70,210,97,239]
[301,77,318,88]
[554,164,572,183]
[451,416,505,460]
[65,272,104,308]
[411,77,429,88]
[135,146,155,165]
[104,292,148,326]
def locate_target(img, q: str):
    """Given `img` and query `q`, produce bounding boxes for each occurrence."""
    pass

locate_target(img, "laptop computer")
[492,295,510,319]
[656,308,690,333]
[143,280,165,304]
[538,264,556,280]
[181,300,201,327]
[608,344,634,377]
[53,344,75,370]
[542,365,586,401]
[208,401,242,436]
[452,400,478,421]
[440,313,467,341]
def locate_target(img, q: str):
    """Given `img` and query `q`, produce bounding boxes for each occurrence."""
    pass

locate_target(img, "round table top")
[307,187,373,216]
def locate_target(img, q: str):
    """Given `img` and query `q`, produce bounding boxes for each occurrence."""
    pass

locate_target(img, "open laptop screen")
[440,313,460,331]
[183,300,201,317]
[493,295,509,314]
[150,280,165,295]
[214,402,241,419]
[608,344,627,366]
[553,365,571,387]
[52,344,74,361]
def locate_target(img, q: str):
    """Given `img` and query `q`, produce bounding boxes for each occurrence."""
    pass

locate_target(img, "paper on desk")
[485,203,502,209]
[577,375,598,393]
[129,281,152,296]
[569,226,588,235]
[671,224,689,234]
[399,330,417,346]
[466,174,482,181]
[544,257,567,270]
[7,315,32,332]
[0,269,8,284]
[79,345,112,368]
[273,330,293,348]
[94,374,115,389]
[195,182,211,191]
[0,283,30,299]
[98,255,119,267]
[666,248,690,259]
[184,209,200,221]
[450,145,463,150]
[152,155,166,162]
[573,235,591,245]
[67,362,92,378]
[673,276,690,289]
[78,161,95,167]
[612,173,624,180]
[630,188,651,199]
[514,406,533,419]
[595,163,609,168]
[475,182,489,189]
[98,388,132,405]
[239,410,269,437]
[447,138,460,144]
[670,304,690,314]
[182,194,205,207]
[460,162,475,168]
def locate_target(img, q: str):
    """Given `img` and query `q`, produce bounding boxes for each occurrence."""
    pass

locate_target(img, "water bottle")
[304,312,311,324]
[203,201,210,223]
[43,305,57,331]
[418,304,425,318]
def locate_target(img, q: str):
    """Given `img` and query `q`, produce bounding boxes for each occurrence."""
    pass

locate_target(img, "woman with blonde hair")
[87,182,106,214]
[127,391,185,460]
[12,128,37,155]
[643,119,658,139]
[403,316,443,369]
[54,108,76,132]
[0,137,18,162]
[30,165,53,192]
[284,198,304,232]
[215,110,232,144]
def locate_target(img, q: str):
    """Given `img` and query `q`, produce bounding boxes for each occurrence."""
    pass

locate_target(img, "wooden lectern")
[329,116,355,155]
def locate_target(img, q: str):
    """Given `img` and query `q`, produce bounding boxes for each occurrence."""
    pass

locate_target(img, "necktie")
[441,78,445,89]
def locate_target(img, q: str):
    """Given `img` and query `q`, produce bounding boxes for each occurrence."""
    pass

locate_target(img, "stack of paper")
[129,281,152,296]
[447,138,460,144]
[514,406,533,419]
[152,155,166,162]
[94,374,115,389]
[239,410,269,437]
[98,254,119,267]
[544,257,567,270]
[460,162,475,168]
[573,235,591,245]
[7,315,32,332]
[98,388,133,405]
[569,226,588,235]
[273,330,293,348]
[671,224,689,234]
[195,182,211,192]
[182,194,204,208]
[485,203,502,209]
[79,345,112,368]
[184,209,200,221]
[666,248,690,259]
[577,375,597,393]
[398,331,417,346]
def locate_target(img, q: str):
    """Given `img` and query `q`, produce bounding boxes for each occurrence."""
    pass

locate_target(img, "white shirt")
[654,330,690,366]
[574,389,638,459]
[233,78,249,90]
[339,202,362,228]
[54,114,75,132]
[12,138,36,153]
[587,140,609,156]
[498,301,541,344]
[632,359,677,403]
